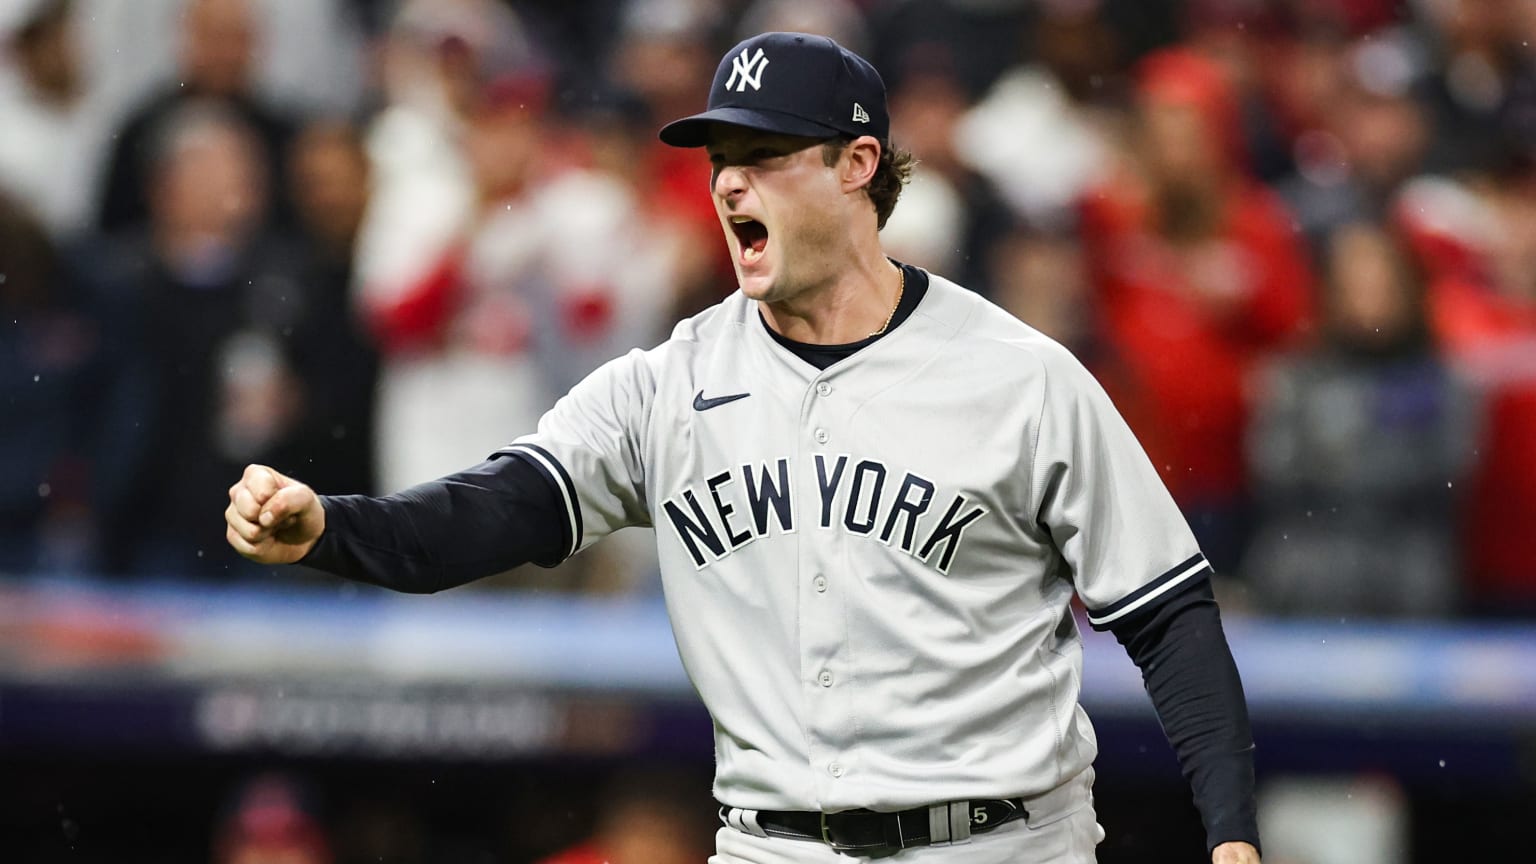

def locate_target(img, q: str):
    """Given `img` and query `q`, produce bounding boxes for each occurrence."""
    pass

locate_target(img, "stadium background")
[1,0,1534,861]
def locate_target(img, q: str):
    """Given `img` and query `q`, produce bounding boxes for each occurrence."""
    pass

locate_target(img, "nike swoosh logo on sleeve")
[693,390,751,411]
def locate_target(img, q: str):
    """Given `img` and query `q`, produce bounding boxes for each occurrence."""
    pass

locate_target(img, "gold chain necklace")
[869,268,906,338]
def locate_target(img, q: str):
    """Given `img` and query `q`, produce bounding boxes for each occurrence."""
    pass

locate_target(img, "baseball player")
[226,32,1261,863]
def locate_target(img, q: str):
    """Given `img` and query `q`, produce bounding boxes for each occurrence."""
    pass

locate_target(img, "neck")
[760,249,903,345]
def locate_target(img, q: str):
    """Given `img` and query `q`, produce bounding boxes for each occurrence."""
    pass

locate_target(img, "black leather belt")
[719,797,1027,852]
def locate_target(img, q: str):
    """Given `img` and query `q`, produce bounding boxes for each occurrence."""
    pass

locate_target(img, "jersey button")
[813,575,828,593]
[814,428,829,444]
[815,381,832,396]
[828,762,844,778]
[818,670,834,687]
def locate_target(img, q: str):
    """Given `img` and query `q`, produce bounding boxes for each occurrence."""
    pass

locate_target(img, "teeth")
[743,246,762,263]
[731,216,754,224]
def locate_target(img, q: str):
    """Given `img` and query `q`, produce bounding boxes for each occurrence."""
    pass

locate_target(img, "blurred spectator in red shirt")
[536,768,712,864]
[352,0,542,490]
[214,774,332,864]
[1399,169,1536,614]
[1079,47,1315,573]
[362,74,673,493]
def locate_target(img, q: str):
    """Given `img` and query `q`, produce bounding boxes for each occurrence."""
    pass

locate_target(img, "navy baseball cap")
[658,32,889,148]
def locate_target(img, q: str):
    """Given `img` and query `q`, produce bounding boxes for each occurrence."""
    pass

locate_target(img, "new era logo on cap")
[658,32,890,148]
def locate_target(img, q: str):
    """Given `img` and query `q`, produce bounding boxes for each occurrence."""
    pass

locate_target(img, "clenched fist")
[224,464,325,564]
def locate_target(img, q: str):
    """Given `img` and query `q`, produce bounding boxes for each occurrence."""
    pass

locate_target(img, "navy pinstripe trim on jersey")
[502,443,583,561]
[1086,553,1212,631]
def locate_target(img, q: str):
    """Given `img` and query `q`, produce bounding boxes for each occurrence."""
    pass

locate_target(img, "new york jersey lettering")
[663,455,989,572]
[918,494,991,574]
[743,459,794,535]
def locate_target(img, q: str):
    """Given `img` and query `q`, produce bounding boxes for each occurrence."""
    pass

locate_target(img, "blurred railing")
[2,575,1533,777]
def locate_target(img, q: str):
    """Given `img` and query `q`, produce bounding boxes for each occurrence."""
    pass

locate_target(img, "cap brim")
[658,106,844,147]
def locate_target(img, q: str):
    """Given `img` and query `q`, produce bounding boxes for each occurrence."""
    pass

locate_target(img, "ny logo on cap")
[852,103,870,124]
[726,47,770,92]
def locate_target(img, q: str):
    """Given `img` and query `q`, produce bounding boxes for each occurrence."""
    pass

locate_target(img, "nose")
[713,164,747,204]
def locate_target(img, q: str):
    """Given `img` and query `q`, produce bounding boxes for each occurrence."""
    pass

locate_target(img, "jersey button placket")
[801,374,854,803]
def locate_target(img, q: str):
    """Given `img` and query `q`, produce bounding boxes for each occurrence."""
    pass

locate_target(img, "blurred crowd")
[195,767,714,864]
[2,0,1534,618]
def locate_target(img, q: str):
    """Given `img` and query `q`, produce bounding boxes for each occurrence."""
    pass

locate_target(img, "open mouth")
[730,216,769,264]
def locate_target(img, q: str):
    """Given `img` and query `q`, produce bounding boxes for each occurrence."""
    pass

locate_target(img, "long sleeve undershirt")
[1108,579,1261,853]
[301,454,567,592]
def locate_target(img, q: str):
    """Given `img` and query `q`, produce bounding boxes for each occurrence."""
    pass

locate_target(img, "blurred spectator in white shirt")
[953,0,1117,231]
[362,74,674,495]
[350,0,540,491]
[0,0,113,240]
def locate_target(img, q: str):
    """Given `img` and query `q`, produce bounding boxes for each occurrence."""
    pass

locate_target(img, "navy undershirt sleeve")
[1108,578,1261,854]
[299,453,569,593]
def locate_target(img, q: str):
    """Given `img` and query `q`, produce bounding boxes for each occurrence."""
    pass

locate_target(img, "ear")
[838,135,882,194]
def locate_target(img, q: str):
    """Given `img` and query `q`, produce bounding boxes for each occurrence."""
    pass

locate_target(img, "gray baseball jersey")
[499,272,1210,812]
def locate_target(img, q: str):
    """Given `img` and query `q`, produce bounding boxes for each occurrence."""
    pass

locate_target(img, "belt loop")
[928,803,952,845]
[720,806,769,838]
[739,808,768,838]
[949,800,972,844]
